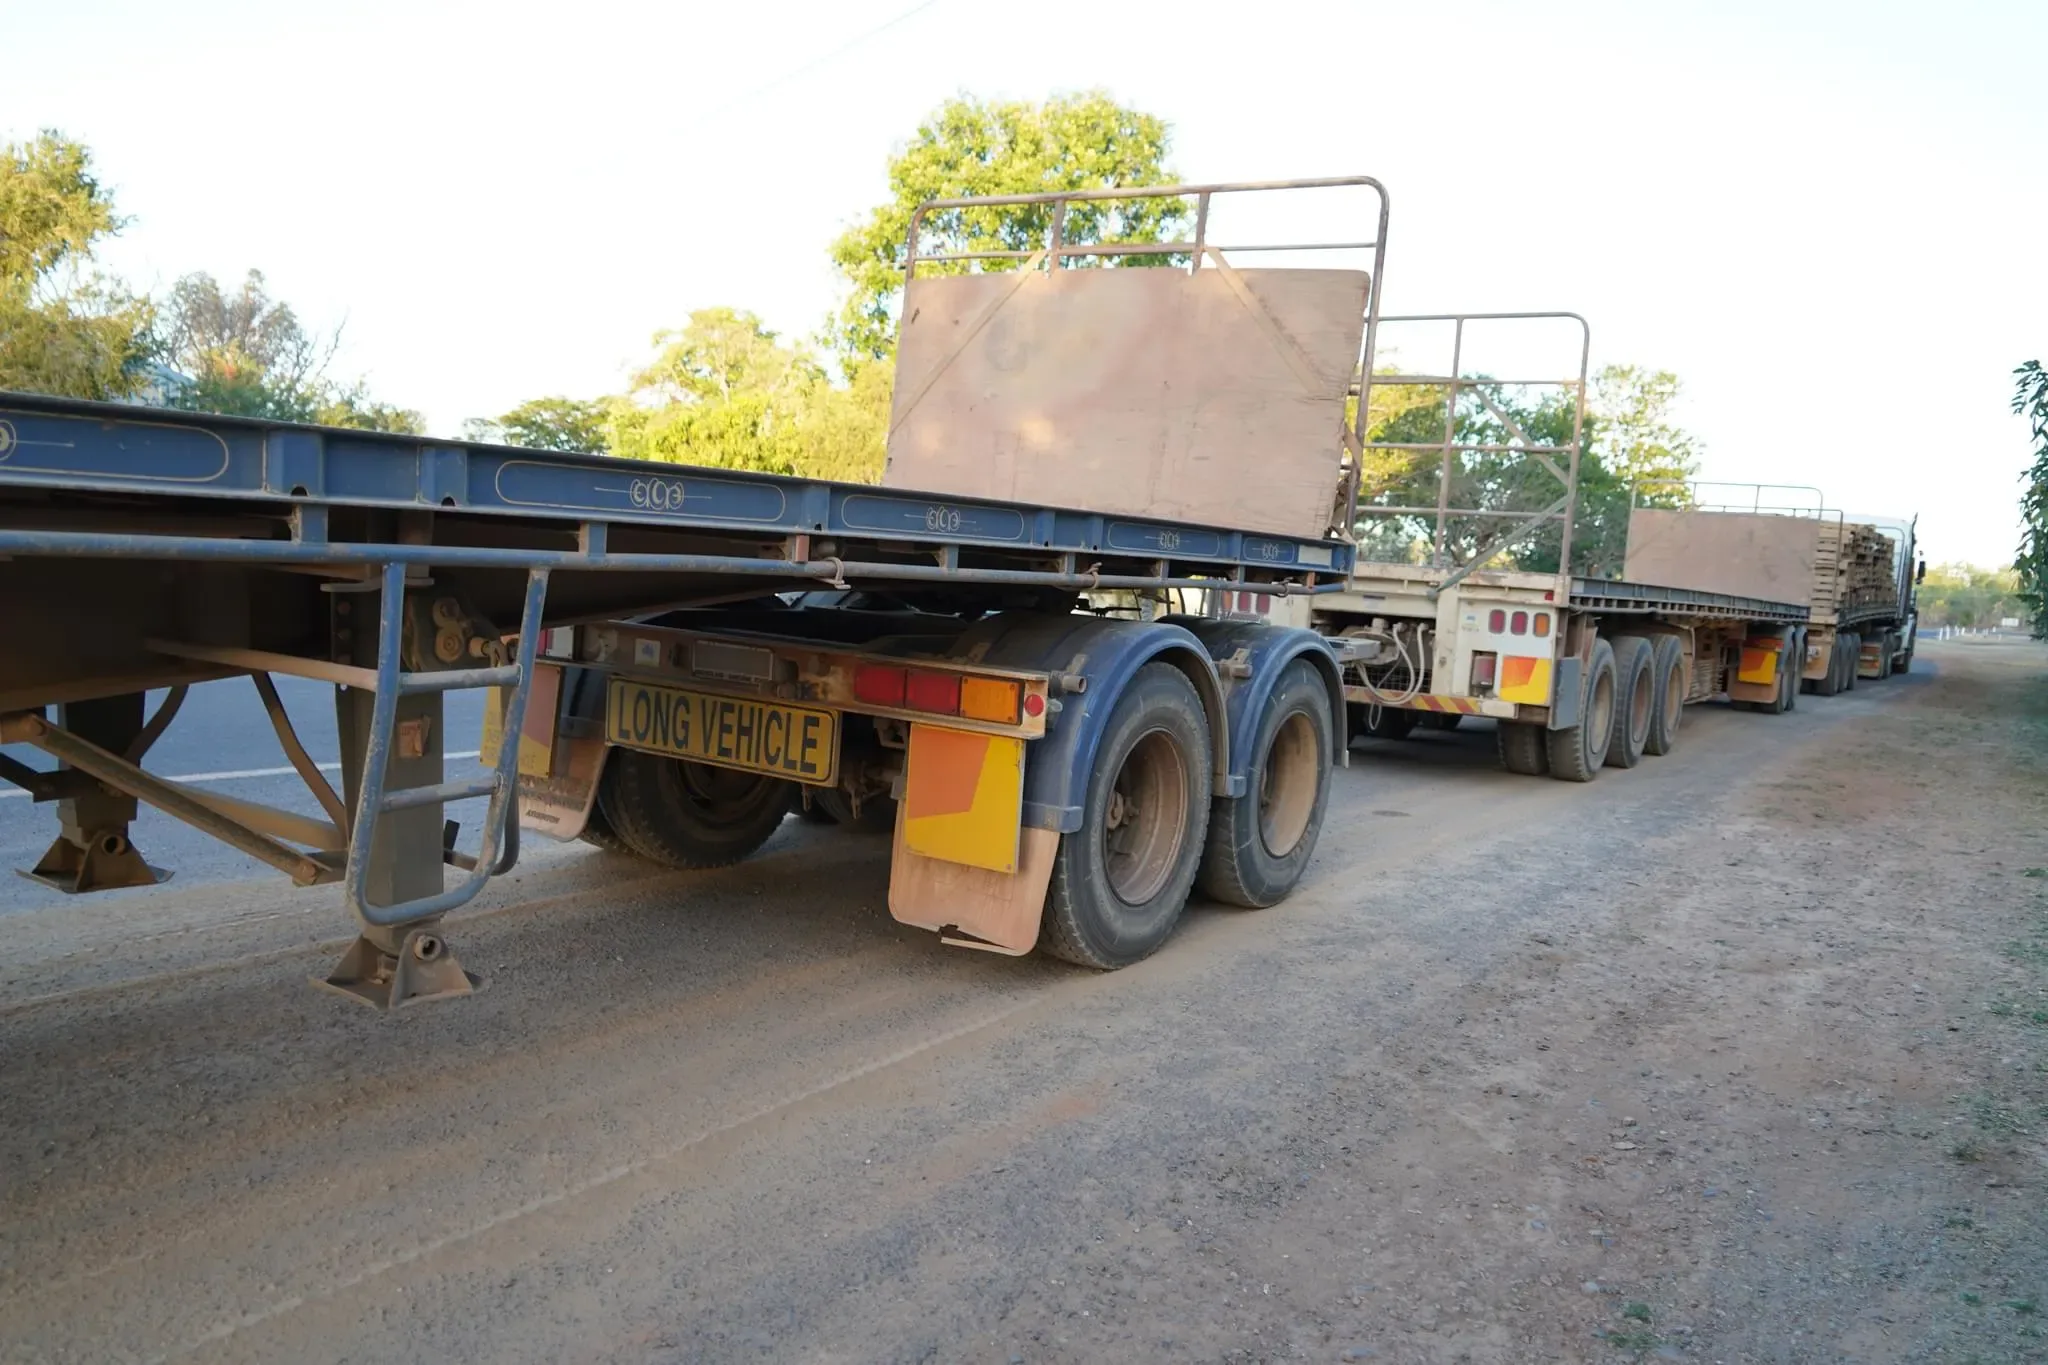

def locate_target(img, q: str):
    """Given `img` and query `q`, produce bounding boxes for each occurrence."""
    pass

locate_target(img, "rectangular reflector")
[959,676,1021,724]
[904,669,962,715]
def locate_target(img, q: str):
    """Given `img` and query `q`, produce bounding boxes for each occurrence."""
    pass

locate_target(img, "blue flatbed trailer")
[0,391,1358,1005]
[0,176,1388,1008]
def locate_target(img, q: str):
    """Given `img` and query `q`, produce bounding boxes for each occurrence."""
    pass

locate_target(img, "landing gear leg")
[21,693,167,893]
[322,924,478,1010]
[317,574,478,1009]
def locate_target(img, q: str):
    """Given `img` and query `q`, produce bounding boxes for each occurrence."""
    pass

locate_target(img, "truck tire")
[1843,632,1860,690]
[794,794,839,825]
[1874,629,1895,679]
[1813,634,1843,697]
[808,787,897,834]
[1761,639,1794,714]
[1604,636,1653,769]
[1421,712,1464,732]
[577,789,636,854]
[1041,662,1212,969]
[1781,631,1802,711]
[1347,702,1417,741]
[1199,659,1332,908]
[1546,637,1616,782]
[1645,634,1686,756]
[1497,721,1549,776]
[598,750,791,869]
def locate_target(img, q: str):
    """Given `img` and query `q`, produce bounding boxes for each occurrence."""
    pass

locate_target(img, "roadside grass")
[2003,939,2048,968]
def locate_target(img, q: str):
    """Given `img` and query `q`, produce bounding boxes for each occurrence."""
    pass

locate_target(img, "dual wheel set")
[1345,636,1686,784]
[574,658,1339,972]
[1491,633,1689,782]
[1805,627,1908,697]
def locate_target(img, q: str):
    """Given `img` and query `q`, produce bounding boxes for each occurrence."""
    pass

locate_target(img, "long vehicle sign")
[605,678,839,786]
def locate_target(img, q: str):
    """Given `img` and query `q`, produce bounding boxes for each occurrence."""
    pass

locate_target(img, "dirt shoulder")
[1261,638,2048,1364]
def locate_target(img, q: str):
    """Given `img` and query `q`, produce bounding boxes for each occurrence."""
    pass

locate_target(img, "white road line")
[0,752,482,798]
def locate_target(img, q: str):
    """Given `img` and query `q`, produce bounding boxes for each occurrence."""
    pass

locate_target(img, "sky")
[4,0,2042,567]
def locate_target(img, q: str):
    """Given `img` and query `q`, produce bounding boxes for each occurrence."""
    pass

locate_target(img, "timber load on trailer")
[1623,489,1922,694]
[0,177,1386,1009]
[1286,313,1815,781]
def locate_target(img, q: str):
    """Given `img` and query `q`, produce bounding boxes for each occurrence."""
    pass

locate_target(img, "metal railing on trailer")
[901,175,1391,539]
[0,394,1356,1005]
[1351,311,1592,595]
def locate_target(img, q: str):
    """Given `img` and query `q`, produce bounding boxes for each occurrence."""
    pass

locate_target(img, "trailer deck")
[0,391,1348,597]
[1341,564,1809,625]
[1564,575,1807,622]
[0,175,1392,1009]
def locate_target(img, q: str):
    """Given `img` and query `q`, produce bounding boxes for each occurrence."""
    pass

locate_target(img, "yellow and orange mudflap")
[479,666,562,778]
[901,723,1026,874]
[1737,645,1780,686]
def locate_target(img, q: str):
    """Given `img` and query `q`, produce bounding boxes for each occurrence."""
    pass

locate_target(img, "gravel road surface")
[2,639,2042,1364]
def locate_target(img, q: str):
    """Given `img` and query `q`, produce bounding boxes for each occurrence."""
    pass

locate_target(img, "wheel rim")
[1258,711,1318,858]
[1663,659,1684,732]
[674,761,779,829]
[1587,663,1615,743]
[1103,728,1189,905]
[1628,664,1652,743]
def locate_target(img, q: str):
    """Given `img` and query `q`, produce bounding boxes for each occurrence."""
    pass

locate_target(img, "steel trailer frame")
[0,174,1391,1006]
[0,385,1357,1004]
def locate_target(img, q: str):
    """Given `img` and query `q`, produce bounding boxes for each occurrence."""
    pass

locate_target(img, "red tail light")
[904,669,961,715]
[853,664,906,707]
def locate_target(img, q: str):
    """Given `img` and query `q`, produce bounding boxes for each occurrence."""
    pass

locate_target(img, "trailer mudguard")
[1163,617,1347,772]
[502,662,611,839]
[944,614,1230,835]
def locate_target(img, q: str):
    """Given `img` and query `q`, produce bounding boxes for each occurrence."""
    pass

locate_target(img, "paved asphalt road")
[0,677,489,914]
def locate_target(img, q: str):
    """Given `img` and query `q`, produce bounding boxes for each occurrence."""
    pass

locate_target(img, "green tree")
[1577,364,1700,574]
[1590,364,1699,499]
[463,396,610,452]
[0,131,155,399]
[159,269,421,432]
[1354,365,1700,577]
[1920,562,2021,630]
[159,270,325,420]
[311,382,426,435]
[607,308,888,481]
[829,92,1186,360]
[2015,361,2048,634]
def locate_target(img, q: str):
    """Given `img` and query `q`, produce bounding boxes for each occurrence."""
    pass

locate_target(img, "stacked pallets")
[1814,521,1898,621]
